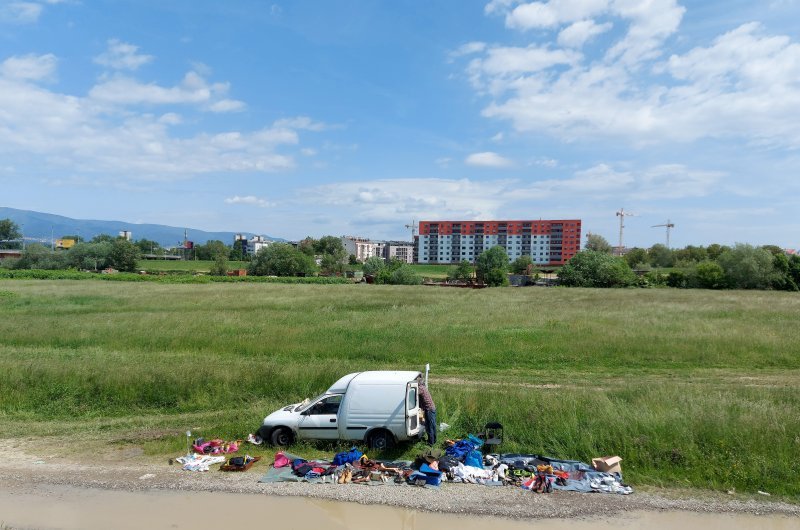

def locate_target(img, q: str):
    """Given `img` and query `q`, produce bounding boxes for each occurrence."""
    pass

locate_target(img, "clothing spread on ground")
[255,439,632,495]
[175,454,227,472]
[175,433,632,494]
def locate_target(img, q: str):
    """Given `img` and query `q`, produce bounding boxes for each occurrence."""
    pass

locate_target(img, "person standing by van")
[418,377,437,446]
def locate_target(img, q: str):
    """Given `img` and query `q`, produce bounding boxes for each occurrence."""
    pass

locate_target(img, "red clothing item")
[419,383,436,411]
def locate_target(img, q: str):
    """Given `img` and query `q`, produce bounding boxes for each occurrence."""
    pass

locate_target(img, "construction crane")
[652,219,675,248]
[615,208,634,255]
[404,219,418,242]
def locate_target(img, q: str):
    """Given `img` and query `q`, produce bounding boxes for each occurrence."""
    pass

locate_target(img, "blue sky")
[1,0,799,248]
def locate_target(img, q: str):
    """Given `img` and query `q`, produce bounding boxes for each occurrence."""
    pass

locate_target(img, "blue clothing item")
[464,449,483,468]
[425,408,437,445]
[446,438,476,459]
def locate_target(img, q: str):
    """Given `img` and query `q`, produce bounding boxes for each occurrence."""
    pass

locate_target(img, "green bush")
[476,246,509,287]
[390,264,423,285]
[559,251,637,287]
[694,261,726,289]
[666,271,689,288]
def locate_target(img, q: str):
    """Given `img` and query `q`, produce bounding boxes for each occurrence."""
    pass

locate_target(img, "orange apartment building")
[415,219,582,266]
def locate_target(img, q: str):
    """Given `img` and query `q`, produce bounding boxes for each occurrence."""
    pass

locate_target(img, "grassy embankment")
[138,259,452,279]
[0,280,798,498]
[137,259,249,273]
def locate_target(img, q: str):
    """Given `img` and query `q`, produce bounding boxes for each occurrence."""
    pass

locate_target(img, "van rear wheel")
[366,429,394,450]
[270,427,293,447]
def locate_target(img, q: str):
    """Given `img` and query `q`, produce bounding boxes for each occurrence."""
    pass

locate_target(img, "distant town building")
[416,220,582,266]
[377,241,414,264]
[119,230,132,241]
[341,236,378,262]
[234,234,273,256]
[56,238,76,250]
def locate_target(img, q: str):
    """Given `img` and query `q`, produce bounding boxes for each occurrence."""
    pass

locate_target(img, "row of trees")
[362,256,423,285]
[0,217,360,278]
[246,237,352,277]
[561,243,800,290]
[445,247,537,287]
[8,236,141,272]
[585,233,788,270]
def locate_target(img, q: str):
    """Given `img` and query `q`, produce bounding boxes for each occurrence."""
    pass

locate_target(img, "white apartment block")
[235,234,273,256]
[415,220,582,266]
[341,236,378,262]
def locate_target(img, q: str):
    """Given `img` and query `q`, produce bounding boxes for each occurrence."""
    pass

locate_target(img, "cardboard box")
[592,456,622,474]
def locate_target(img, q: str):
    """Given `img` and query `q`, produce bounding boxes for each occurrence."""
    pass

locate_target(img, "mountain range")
[0,207,282,247]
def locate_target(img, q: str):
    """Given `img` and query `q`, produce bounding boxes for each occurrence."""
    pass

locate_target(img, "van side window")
[310,395,342,415]
[408,387,417,408]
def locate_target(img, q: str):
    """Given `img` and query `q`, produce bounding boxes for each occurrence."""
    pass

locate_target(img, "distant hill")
[0,207,283,247]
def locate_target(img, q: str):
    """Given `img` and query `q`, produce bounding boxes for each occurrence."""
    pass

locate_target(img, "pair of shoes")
[338,469,352,484]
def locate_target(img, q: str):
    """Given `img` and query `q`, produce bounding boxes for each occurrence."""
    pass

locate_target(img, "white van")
[259,371,423,449]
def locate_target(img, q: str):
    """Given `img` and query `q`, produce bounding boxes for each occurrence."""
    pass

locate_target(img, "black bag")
[228,456,245,467]
[438,455,459,471]
[294,463,314,476]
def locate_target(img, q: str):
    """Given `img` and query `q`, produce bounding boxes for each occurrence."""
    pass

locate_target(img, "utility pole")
[615,208,634,256]
[652,219,675,248]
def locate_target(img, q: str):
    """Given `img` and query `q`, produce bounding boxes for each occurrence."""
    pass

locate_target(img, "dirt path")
[1,439,797,523]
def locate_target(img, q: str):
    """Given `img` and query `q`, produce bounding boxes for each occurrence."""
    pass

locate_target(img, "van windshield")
[297,393,328,412]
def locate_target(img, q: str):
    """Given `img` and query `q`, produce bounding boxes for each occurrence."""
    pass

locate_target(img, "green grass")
[409,264,453,279]
[0,280,798,498]
[138,259,249,272]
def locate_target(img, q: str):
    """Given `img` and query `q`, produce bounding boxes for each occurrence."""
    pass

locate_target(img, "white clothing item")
[176,454,226,472]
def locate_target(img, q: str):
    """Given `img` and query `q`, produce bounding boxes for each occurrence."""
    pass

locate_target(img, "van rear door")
[405,381,421,437]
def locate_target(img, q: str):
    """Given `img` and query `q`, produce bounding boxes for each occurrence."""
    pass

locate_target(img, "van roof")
[326,371,422,394]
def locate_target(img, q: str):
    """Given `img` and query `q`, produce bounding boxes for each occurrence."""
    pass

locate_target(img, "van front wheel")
[366,429,394,450]
[270,427,294,447]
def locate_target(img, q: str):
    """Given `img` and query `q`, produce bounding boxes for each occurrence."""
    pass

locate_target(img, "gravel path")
[1,449,797,520]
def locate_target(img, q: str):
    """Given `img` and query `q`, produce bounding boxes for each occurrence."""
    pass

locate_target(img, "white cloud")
[88,70,247,113]
[0,60,326,179]
[630,164,723,200]
[225,195,274,208]
[435,157,452,168]
[513,163,721,200]
[209,98,246,112]
[496,0,684,65]
[557,19,612,48]
[158,112,182,125]
[605,0,685,66]
[465,151,514,168]
[485,0,520,15]
[274,116,327,131]
[94,39,153,71]
[531,157,557,167]
[305,178,515,222]
[504,0,609,30]
[465,4,800,146]
[89,73,211,105]
[0,53,56,81]
[300,148,317,156]
[472,45,580,77]
[297,161,720,235]
[0,2,43,23]
[449,41,487,60]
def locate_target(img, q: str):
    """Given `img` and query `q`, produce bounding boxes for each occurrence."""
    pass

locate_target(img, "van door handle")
[330,419,336,423]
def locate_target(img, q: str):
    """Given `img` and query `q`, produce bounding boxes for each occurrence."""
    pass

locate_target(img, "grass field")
[138,259,249,272]
[0,280,798,498]
[136,260,452,279]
